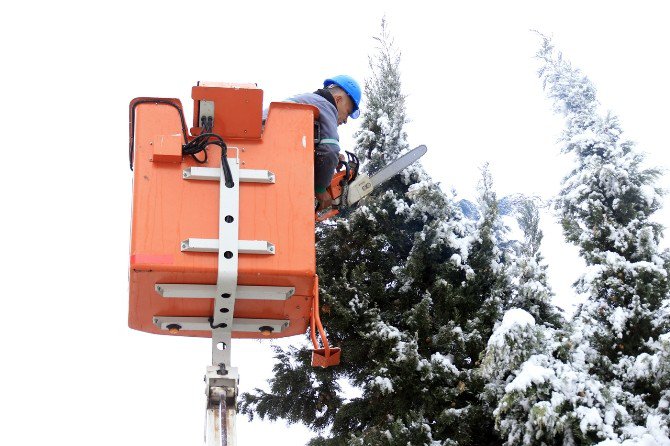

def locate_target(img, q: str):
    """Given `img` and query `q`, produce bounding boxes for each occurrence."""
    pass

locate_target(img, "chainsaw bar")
[346,145,427,206]
[369,145,427,188]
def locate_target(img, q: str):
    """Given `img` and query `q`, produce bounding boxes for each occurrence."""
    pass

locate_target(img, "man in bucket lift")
[263,75,362,211]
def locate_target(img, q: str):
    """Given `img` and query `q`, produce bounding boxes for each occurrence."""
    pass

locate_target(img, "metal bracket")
[178,148,279,446]
[153,317,290,334]
[212,158,240,370]
[198,100,215,127]
[183,166,275,183]
[205,366,238,446]
[181,238,275,254]
[155,284,294,300]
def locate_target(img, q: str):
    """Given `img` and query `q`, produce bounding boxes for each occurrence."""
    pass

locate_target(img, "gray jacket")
[263,91,340,193]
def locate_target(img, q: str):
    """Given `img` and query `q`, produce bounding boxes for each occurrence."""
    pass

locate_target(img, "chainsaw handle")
[314,194,341,222]
[315,208,340,222]
[314,157,357,223]
[326,170,347,201]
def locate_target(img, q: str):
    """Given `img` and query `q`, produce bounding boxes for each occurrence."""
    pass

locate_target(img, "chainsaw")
[315,145,428,222]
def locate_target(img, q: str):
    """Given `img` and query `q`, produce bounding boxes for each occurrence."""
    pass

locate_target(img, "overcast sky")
[2,1,669,445]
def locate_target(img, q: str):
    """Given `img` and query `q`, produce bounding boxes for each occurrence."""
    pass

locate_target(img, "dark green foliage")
[241,26,576,446]
[240,20,515,445]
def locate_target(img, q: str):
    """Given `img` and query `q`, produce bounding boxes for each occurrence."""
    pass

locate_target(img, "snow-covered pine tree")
[463,164,514,370]
[484,34,670,445]
[538,34,670,442]
[482,309,622,445]
[479,195,631,445]
[476,176,569,445]
[355,18,406,173]
[241,20,515,446]
[506,197,564,327]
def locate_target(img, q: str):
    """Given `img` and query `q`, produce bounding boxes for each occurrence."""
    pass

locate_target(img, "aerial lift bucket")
[128,81,342,445]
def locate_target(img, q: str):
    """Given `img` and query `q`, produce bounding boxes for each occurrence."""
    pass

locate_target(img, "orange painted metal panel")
[129,96,318,339]
[152,133,183,163]
[192,84,263,139]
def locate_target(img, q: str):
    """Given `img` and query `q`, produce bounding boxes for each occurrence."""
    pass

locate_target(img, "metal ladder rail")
[151,150,278,446]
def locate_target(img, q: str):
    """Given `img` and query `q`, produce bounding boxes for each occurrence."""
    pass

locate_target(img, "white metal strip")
[183,167,276,183]
[239,240,275,254]
[155,284,295,300]
[240,169,276,183]
[212,329,232,378]
[181,238,276,254]
[181,238,218,252]
[153,316,290,333]
[213,160,240,368]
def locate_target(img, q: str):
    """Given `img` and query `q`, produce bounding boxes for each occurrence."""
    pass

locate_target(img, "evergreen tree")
[538,33,670,441]
[506,197,564,328]
[355,18,408,172]
[478,185,568,445]
[483,34,670,445]
[482,311,623,445]
[241,20,514,446]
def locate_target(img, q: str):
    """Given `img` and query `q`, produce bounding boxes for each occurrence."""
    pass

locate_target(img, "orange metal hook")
[310,276,341,367]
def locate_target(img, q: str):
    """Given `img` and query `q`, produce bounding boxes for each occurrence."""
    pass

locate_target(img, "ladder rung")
[181,238,275,254]
[183,167,275,183]
[153,316,289,333]
[155,284,295,300]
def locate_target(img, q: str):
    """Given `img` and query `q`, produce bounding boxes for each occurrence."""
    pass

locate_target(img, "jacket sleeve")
[312,101,341,193]
[276,93,342,193]
[314,142,339,193]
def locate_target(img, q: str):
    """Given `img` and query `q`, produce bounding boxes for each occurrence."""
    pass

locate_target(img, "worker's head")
[324,75,361,125]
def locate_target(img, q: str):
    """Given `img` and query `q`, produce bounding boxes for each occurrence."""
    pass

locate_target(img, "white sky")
[2,1,669,445]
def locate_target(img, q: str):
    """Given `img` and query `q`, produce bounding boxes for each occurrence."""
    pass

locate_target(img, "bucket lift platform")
[128,82,340,445]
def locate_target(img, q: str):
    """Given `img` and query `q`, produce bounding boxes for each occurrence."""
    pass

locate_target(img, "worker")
[264,75,362,211]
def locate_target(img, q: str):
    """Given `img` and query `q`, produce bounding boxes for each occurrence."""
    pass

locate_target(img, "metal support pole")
[206,154,240,446]
[170,149,280,445]
[205,367,238,446]
[212,158,239,372]
[162,149,286,445]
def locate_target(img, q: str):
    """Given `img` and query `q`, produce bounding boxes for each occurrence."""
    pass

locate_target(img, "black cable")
[129,98,189,171]
[182,132,219,164]
[182,133,234,188]
[208,317,228,329]
[130,100,233,187]
[191,148,208,164]
[182,135,209,164]
[215,141,235,188]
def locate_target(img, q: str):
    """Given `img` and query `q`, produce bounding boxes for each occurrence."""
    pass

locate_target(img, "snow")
[430,353,459,374]
[629,333,670,381]
[581,251,668,290]
[640,185,657,207]
[601,415,670,446]
[376,114,391,135]
[371,376,394,394]
[608,306,628,338]
[355,205,377,222]
[373,321,402,340]
[348,294,363,312]
[391,196,410,215]
[505,360,555,392]
[488,308,536,348]
[576,406,604,435]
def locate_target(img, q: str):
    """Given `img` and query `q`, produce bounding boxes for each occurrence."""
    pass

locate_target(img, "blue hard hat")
[324,75,361,119]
